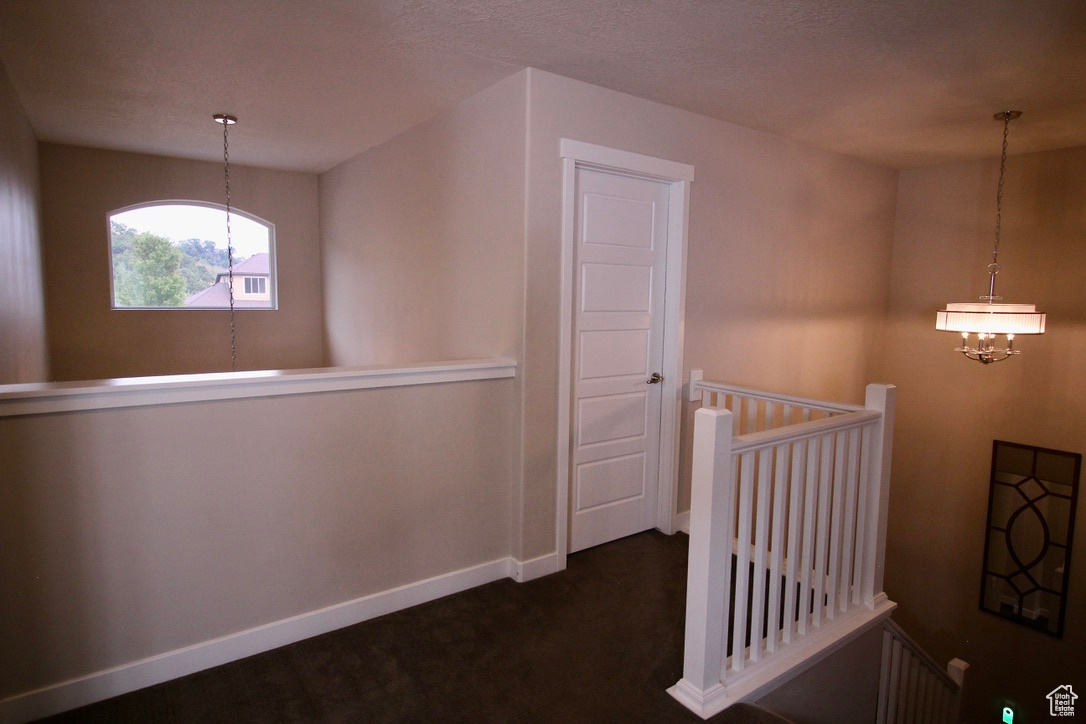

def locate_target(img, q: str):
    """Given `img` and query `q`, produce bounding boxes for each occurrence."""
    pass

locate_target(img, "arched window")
[109,201,277,310]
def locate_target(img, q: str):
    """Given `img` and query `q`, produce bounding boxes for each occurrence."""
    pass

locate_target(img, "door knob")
[647,372,663,384]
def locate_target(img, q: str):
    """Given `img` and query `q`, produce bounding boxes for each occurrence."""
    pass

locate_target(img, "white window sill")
[0,358,516,418]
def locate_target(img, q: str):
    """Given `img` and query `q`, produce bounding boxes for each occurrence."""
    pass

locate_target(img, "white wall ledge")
[0,358,517,418]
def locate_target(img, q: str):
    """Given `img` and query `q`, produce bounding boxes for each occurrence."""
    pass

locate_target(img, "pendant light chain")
[991,111,1012,268]
[219,115,238,371]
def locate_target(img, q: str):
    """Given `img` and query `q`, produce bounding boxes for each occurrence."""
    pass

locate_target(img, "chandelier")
[935,111,1045,364]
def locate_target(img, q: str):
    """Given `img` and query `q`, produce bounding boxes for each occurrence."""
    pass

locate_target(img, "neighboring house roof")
[213,252,270,283]
[183,282,271,308]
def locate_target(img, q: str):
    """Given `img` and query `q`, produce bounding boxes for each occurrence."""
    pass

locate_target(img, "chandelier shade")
[935,303,1046,335]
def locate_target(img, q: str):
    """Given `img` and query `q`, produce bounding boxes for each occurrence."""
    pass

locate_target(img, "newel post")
[947,658,969,722]
[862,383,896,605]
[676,407,736,698]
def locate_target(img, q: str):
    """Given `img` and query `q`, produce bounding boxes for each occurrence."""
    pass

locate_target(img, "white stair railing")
[670,380,898,719]
[878,619,968,723]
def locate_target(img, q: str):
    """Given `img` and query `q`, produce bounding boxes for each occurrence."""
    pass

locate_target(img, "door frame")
[556,139,694,570]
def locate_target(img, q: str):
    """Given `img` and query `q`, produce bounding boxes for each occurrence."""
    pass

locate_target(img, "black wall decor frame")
[979,440,1080,637]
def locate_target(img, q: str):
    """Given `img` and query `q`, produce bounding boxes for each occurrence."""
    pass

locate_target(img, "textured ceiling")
[2,0,1084,173]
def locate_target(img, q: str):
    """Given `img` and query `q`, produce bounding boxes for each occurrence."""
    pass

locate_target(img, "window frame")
[107,199,278,311]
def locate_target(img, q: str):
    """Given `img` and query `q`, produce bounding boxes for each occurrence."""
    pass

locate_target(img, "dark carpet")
[40,530,788,723]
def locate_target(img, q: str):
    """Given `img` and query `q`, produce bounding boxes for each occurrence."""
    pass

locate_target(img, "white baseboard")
[510,552,560,582]
[0,557,516,723]
[675,511,691,534]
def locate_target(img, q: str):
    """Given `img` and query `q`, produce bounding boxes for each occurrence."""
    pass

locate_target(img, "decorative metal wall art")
[980,440,1080,637]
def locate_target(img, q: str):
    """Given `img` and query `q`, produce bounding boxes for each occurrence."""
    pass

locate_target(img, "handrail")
[692,377,864,414]
[731,408,881,453]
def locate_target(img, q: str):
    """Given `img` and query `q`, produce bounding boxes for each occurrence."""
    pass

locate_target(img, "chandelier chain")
[992,111,1011,266]
[222,119,238,372]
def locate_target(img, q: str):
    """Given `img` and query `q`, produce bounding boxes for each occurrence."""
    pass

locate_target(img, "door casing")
[556,139,694,570]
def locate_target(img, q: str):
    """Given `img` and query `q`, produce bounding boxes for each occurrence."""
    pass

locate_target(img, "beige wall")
[319,72,526,366]
[883,146,1086,721]
[39,144,324,380]
[320,72,528,557]
[520,70,898,556]
[318,67,898,563]
[0,378,515,701]
[0,61,48,383]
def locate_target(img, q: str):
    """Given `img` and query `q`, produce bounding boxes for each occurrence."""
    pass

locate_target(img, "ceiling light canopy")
[936,111,1045,365]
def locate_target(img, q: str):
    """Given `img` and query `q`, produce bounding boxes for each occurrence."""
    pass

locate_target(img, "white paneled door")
[569,167,670,553]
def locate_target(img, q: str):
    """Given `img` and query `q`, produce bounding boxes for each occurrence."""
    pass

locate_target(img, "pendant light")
[213,113,239,371]
[935,111,1045,364]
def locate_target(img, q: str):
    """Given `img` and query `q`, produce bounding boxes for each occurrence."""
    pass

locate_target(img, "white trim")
[688,368,705,402]
[656,168,692,535]
[0,557,515,722]
[556,139,693,565]
[559,140,695,182]
[510,552,562,582]
[555,154,577,570]
[0,358,516,418]
[675,510,691,534]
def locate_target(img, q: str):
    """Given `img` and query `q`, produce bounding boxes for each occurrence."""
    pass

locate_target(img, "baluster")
[731,451,755,672]
[877,629,892,724]
[917,668,928,722]
[750,446,772,660]
[853,423,873,605]
[826,430,848,618]
[887,638,903,723]
[894,648,908,722]
[907,657,921,722]
[924,668,937,722]
[812,433,834,626]
[798,437,818,634]
[766,443,788,653]
[783,440,805,644]
[839,427,861,610]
